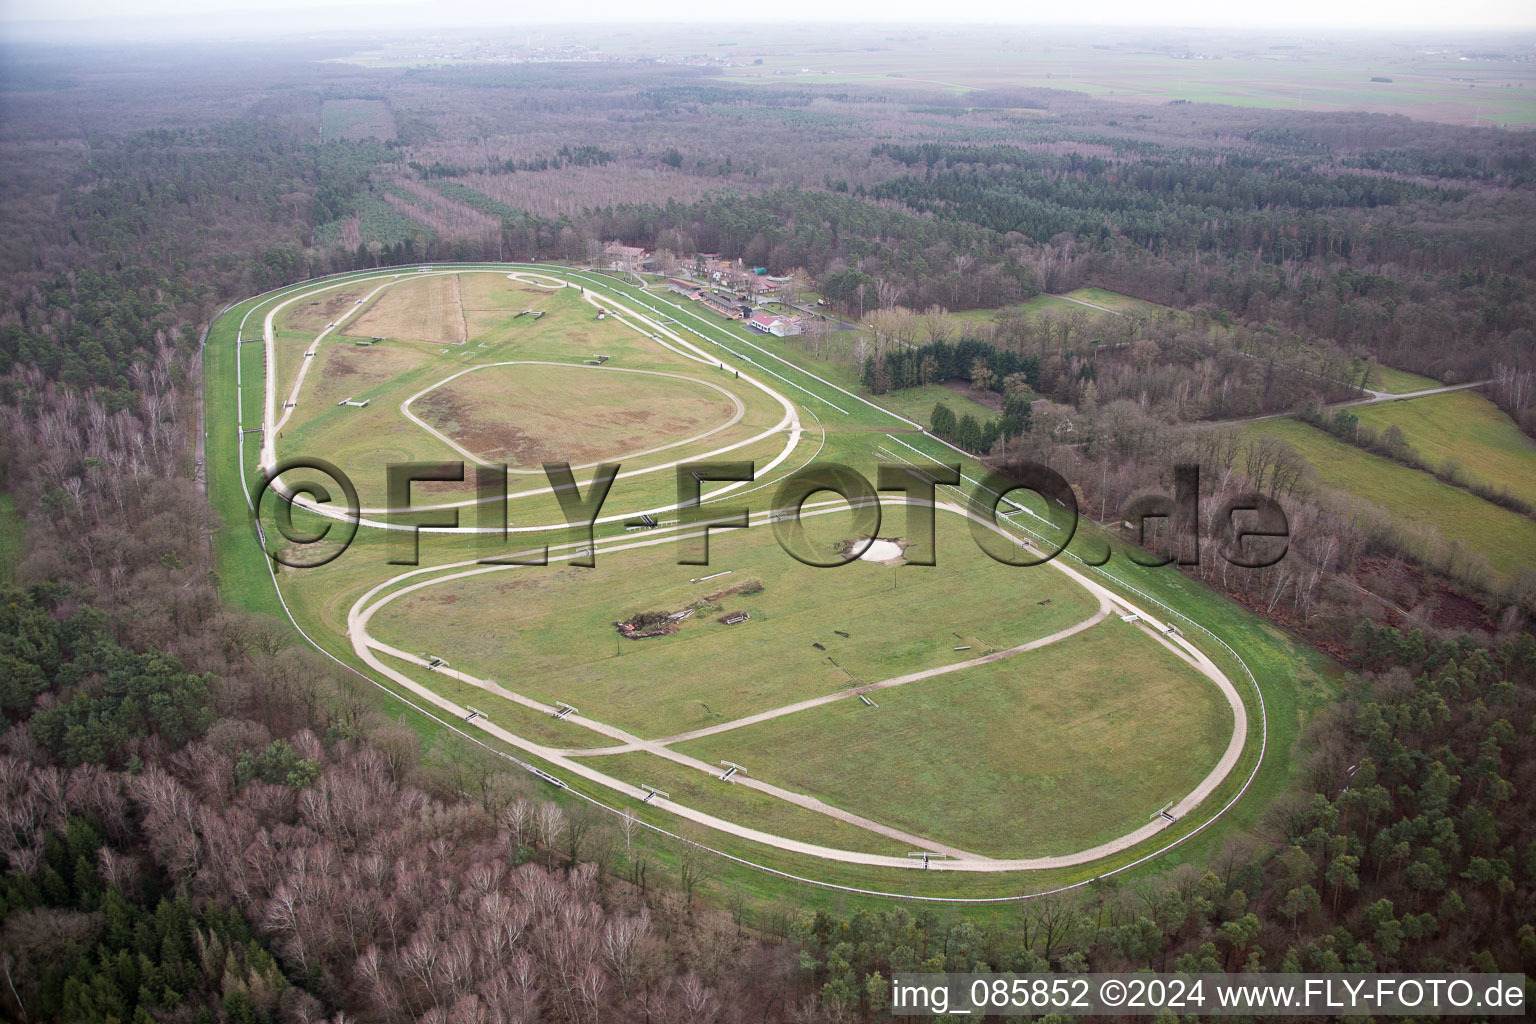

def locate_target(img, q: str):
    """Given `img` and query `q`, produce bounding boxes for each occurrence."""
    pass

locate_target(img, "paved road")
[1053,294,1128,317]
[1198,379,1491,428]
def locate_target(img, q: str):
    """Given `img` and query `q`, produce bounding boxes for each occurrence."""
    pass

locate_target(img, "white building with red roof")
[747,311,803,337]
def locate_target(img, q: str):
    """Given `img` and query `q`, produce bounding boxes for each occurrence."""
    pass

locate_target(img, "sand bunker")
[858,539,904,563]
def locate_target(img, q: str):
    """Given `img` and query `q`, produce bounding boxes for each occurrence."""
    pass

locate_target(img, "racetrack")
[228,262,1266,882]
[345,495,1246,871]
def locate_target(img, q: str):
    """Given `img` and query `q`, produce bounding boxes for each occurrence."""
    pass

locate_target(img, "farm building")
[666,277,702,297]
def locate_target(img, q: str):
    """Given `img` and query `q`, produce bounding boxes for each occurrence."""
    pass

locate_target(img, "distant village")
[603,242,807,337]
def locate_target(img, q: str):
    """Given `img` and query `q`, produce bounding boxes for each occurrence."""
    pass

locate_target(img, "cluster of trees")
[858,335,1039,396]
[859,301,1362,424]
[0,579,783,1023]
[794,625,1536,1017]
[868,145,1453,252]
[927,400,1026,456]
[986,383,1536,649]
[1,822,291,1024]
[1490,362,1536,436]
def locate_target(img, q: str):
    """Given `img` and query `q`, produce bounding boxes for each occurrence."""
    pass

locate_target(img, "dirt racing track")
[231,263,1266,884]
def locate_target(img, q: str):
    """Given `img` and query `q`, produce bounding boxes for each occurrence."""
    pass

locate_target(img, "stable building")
[699,290,752,320]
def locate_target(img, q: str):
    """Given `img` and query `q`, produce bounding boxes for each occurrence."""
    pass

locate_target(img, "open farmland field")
[1351,389,1536,508]
[707,33,1536,126]
[1241,417,1536,577]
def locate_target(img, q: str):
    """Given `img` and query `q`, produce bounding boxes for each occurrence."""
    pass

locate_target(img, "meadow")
[1350,389,1536,509]
[364,507,1103,738]
[1242,417,1536,577]
[1367,364,1442,394]
[675,618,1231,859]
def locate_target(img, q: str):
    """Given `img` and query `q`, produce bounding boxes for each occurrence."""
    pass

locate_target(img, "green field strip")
[1351,388,1536,507]
[1242,417,1536,576]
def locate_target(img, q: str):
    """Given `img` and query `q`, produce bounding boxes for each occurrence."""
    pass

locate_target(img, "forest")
[0,26,1534,1024]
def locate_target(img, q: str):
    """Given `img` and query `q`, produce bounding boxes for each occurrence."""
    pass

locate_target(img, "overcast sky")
[3,0,1535,33]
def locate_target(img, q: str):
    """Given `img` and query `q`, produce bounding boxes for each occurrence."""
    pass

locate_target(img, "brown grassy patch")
[283,288,368,332]
[344,274,468,345]
[417,363,737,469]
[300,344,431,417]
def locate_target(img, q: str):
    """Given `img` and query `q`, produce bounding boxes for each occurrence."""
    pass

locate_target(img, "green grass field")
[1367,365,1441,394]
[1352,389,1536,508]
[675,619,1230,858]
[959,292,1098,325]
[1060,287,1180,320]
[366,508,1101,738]
[1242,417,1536,577]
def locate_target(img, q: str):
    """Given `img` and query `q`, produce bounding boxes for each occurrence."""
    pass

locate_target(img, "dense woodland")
[1,32,1534,1023]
